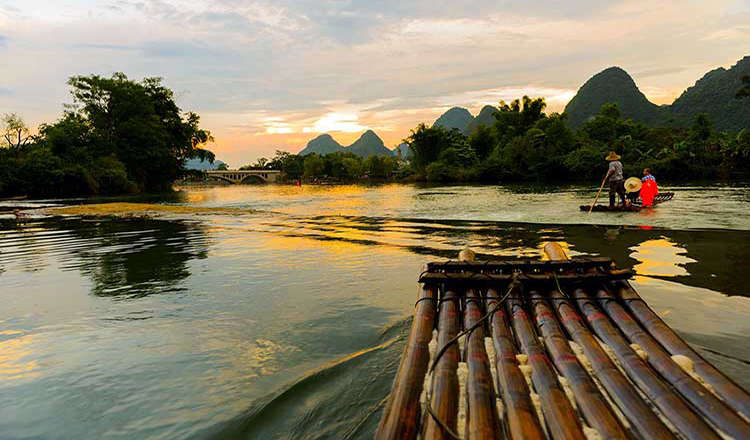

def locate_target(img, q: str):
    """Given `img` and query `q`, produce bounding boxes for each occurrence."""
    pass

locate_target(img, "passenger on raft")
[640,168,659,206]
[604,151,628,208]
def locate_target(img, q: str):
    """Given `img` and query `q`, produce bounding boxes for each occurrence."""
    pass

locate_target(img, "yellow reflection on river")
[630,237,696,277]
[0,332,40,381]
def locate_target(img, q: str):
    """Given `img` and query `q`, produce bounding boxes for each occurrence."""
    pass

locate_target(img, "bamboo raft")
[581,192,675,212]
[376,244,750,440]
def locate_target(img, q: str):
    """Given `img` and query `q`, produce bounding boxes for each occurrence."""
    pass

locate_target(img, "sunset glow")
[0,1,748,165]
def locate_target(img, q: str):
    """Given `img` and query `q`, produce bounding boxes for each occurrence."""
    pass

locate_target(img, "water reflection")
[67,218,209,298]
[630,237,696,277]
[0,331,40,382]
[2,184,750,439]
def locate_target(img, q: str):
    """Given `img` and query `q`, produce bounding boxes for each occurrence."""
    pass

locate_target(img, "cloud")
[0,0,747,164]
[303,113,368,133]
[703,26,750,41]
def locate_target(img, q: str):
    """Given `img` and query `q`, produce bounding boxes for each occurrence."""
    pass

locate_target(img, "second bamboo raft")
[376,244,750,440]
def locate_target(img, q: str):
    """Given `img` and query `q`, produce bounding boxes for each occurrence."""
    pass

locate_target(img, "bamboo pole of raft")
[529,292,629,439]
[507,292,584,439]
[422,288,460,440]
[573,288,722,440]
[596,287,750,439]
[540,245,675,439]
[463,291,503,439]
[458,249,503,439]
[486,286,546,440]
[612,281,750,420]
[376,284,437,440]
[544,243,675,440]
[552,289,677,439]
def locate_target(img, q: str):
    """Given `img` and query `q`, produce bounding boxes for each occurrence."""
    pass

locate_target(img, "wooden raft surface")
[376,245,750,440]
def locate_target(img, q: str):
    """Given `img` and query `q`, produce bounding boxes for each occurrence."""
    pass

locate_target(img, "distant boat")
[581,192,674,212]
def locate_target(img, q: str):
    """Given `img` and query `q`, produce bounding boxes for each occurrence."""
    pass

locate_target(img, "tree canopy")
[400,97,750,183]
[0,73,214,197]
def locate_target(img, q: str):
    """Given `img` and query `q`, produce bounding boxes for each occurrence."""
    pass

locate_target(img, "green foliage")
[494,96,548,145]
[400,98,750,183]
[738,75,750,98]
[303,154,325,178]
[565,59,750,131]
[239,157,269,170]
[1,113,32,158]
[268,150,304,179]
[362,155,397,178]
[0,73,215,197]
[468,124,496,159]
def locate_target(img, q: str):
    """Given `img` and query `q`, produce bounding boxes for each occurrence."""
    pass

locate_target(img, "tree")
[2,113,32,158]
[342,157,361,178]
[406,124,468,169]
[494,96,547,144]
[303,154,325,178]
[690,113,714,143]
[216,163,229,170]
[468,124,497,159]
[62,72,215,190]
[737,75,750,98]
[239,157,269,170]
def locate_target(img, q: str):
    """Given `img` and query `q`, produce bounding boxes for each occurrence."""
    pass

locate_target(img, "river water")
[1,183,749,439]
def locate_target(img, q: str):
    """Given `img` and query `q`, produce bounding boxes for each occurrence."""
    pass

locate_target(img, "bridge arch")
[204,174,235,184]
[240,174,267,184]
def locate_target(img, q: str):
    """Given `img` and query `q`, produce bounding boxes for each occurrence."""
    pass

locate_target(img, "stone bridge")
[205,169,283,184]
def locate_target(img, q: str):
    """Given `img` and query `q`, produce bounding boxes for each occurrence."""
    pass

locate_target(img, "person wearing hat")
[624,176,642,204]
[604,151,627,207]
[640,168,658,206]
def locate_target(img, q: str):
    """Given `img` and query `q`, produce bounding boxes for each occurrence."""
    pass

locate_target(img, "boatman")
[605,151,627,208]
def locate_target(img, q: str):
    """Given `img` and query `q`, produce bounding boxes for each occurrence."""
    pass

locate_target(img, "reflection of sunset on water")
[2,184,750,439]
[0,332,41,381]
[630,237,696,277]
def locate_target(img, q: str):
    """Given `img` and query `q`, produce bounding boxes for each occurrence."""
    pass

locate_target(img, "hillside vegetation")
[565,56,750,131]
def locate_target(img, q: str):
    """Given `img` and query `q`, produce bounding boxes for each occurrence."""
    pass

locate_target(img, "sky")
[0,1,749,166]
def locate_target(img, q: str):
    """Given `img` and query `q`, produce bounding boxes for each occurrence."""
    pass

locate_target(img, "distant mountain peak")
[299,130,390,158]
[563,65,659,127]
[299,133,344,156]
[563,55,750,131]
[433,107,475,134]
[348,130,390,157]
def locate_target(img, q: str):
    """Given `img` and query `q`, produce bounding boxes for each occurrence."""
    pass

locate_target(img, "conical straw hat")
[624,177,642,193]
[605,151,621,161]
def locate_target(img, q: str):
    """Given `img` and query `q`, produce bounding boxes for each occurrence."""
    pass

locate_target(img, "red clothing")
[641,179,659,206]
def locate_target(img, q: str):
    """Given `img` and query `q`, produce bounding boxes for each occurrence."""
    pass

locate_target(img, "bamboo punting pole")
[574,288,721,440]
[613,281,750,419]
[486,286,546,440]
[376,284,437,440]
[422,288,460,440]
[507,292,584,439]
[553,290,676,440]
[596,288,750,439]
[530,292,629,439]
[542,242,676,439]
